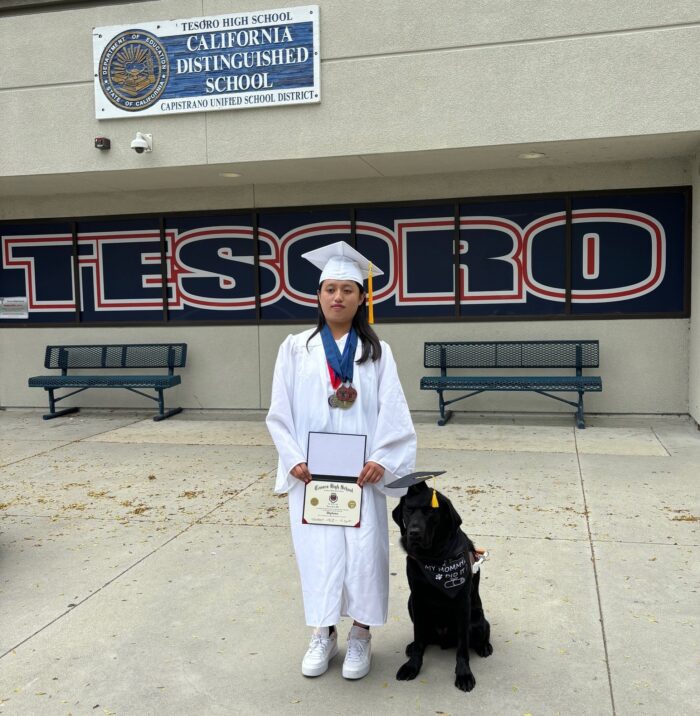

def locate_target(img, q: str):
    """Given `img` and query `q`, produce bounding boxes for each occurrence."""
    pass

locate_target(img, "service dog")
[392,481,493,691]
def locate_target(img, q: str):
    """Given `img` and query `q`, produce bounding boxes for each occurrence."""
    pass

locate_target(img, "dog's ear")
[443,496,462,530]
[391,499,406,535]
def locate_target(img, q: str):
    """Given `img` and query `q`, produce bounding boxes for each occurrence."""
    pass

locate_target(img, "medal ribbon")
[321,325,358,386]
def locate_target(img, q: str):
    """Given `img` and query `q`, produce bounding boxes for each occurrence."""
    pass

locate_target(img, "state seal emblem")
[99,30,169,111]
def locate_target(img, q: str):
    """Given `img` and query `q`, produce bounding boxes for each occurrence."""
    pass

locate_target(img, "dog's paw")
[396,661,420,681]
[475,641,493,658]
[455,671,476,692]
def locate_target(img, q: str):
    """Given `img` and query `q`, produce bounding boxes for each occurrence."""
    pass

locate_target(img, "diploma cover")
[303,431,366,527]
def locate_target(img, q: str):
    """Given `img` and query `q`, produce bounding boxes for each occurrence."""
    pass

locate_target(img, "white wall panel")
[1,8,699,176]
[253,158,691,208]
[0,1,199,87]
[377,319,689,416]
[0,86,208,177]
[204,27,700,160]
[4,1,699,88]
[0,319,687,415]
[1,157,689,221]
[0,325,261,411]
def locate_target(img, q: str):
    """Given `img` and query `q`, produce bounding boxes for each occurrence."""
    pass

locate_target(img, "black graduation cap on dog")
[386,471,446,508]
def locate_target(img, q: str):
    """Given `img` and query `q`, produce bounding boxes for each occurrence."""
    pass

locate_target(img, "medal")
[321,325,359,410]
[336,383,357,404]
[328,385,356,409]
[333,382,357,409]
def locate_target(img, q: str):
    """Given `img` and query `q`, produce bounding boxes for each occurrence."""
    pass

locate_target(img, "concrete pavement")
[1,409,698,715]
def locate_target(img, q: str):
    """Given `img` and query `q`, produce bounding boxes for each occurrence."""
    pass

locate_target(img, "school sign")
[93,6,320,118]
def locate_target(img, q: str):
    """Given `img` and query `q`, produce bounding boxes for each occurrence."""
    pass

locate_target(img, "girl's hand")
[358,461,384,487]
[291,462,312,484]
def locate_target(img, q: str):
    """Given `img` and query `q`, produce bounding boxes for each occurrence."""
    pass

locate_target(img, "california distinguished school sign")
[92,6,320,118]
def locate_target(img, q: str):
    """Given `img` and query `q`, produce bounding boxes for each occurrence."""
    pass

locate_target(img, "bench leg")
[437,391,453,426]
[153,407,182,422]
[576,391,586,429]
[152,389,182,421]
[43,407,80,420]
[43,389,80,420]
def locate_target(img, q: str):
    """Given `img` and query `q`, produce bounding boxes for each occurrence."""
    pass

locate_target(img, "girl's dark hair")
[307,281,382,363]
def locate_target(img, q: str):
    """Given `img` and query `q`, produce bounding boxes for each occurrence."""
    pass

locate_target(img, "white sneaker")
[301,627,338,677]
[342,625,372,679]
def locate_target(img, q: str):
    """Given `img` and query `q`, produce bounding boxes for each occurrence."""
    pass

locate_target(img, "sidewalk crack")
[574,427,617,716]
[0,416,147,469]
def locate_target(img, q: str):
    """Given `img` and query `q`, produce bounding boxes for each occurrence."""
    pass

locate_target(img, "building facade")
[1,0,699,423]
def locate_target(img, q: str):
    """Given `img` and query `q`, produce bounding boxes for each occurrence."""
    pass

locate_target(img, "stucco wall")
[262,319,689,416]
[0,156,690,221]
[1,1,700,178]
[0,317,688,416]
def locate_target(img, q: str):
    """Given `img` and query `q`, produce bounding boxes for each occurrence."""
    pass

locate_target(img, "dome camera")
[130,132,152,154]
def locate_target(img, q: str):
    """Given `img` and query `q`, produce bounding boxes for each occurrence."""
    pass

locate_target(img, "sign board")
[0,296,28,319]
[93,6,320,118]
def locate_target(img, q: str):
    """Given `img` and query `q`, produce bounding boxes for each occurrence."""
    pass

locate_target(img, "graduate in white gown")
[266,241,417,680]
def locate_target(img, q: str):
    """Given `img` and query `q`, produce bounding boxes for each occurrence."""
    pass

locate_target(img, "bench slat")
[44,343,187,370]
[424,340,599,369]
[421,376,602,391]
[28,375,181,389]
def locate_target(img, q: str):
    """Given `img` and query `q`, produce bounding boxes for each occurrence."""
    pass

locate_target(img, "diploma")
[302,431,366,527]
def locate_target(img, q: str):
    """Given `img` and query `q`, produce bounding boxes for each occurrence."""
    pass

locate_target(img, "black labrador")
[392,481,493,691]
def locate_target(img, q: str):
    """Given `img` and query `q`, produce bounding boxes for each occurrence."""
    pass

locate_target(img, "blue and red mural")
[0,189,689,323]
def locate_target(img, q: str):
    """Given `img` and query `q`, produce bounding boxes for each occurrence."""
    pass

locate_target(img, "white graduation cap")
[301,241,384,285]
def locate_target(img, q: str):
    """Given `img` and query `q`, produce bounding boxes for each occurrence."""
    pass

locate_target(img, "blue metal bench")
[28,343,187,421]
[420,340,602,428]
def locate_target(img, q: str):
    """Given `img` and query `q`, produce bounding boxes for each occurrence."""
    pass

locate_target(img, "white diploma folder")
[306,431,366,480]
[303,431,367,527]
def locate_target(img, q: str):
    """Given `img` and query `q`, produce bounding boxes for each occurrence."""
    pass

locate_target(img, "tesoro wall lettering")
[0,190,688,323]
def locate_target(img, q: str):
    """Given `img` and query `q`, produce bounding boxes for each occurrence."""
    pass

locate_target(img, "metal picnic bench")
[28,343,187,421]
[420,340,602,428]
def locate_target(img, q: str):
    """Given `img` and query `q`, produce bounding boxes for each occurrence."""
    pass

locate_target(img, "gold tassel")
[431,474,440,508]
[368,262,374,324]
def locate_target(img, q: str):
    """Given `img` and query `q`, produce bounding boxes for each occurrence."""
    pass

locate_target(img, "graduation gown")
[266,328,417,626]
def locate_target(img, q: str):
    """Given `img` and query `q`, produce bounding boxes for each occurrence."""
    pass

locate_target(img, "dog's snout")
[406,524,423,542]
[406,521,425,548]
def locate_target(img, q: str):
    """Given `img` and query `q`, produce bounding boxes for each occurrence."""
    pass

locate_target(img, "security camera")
[130,132,152,154]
